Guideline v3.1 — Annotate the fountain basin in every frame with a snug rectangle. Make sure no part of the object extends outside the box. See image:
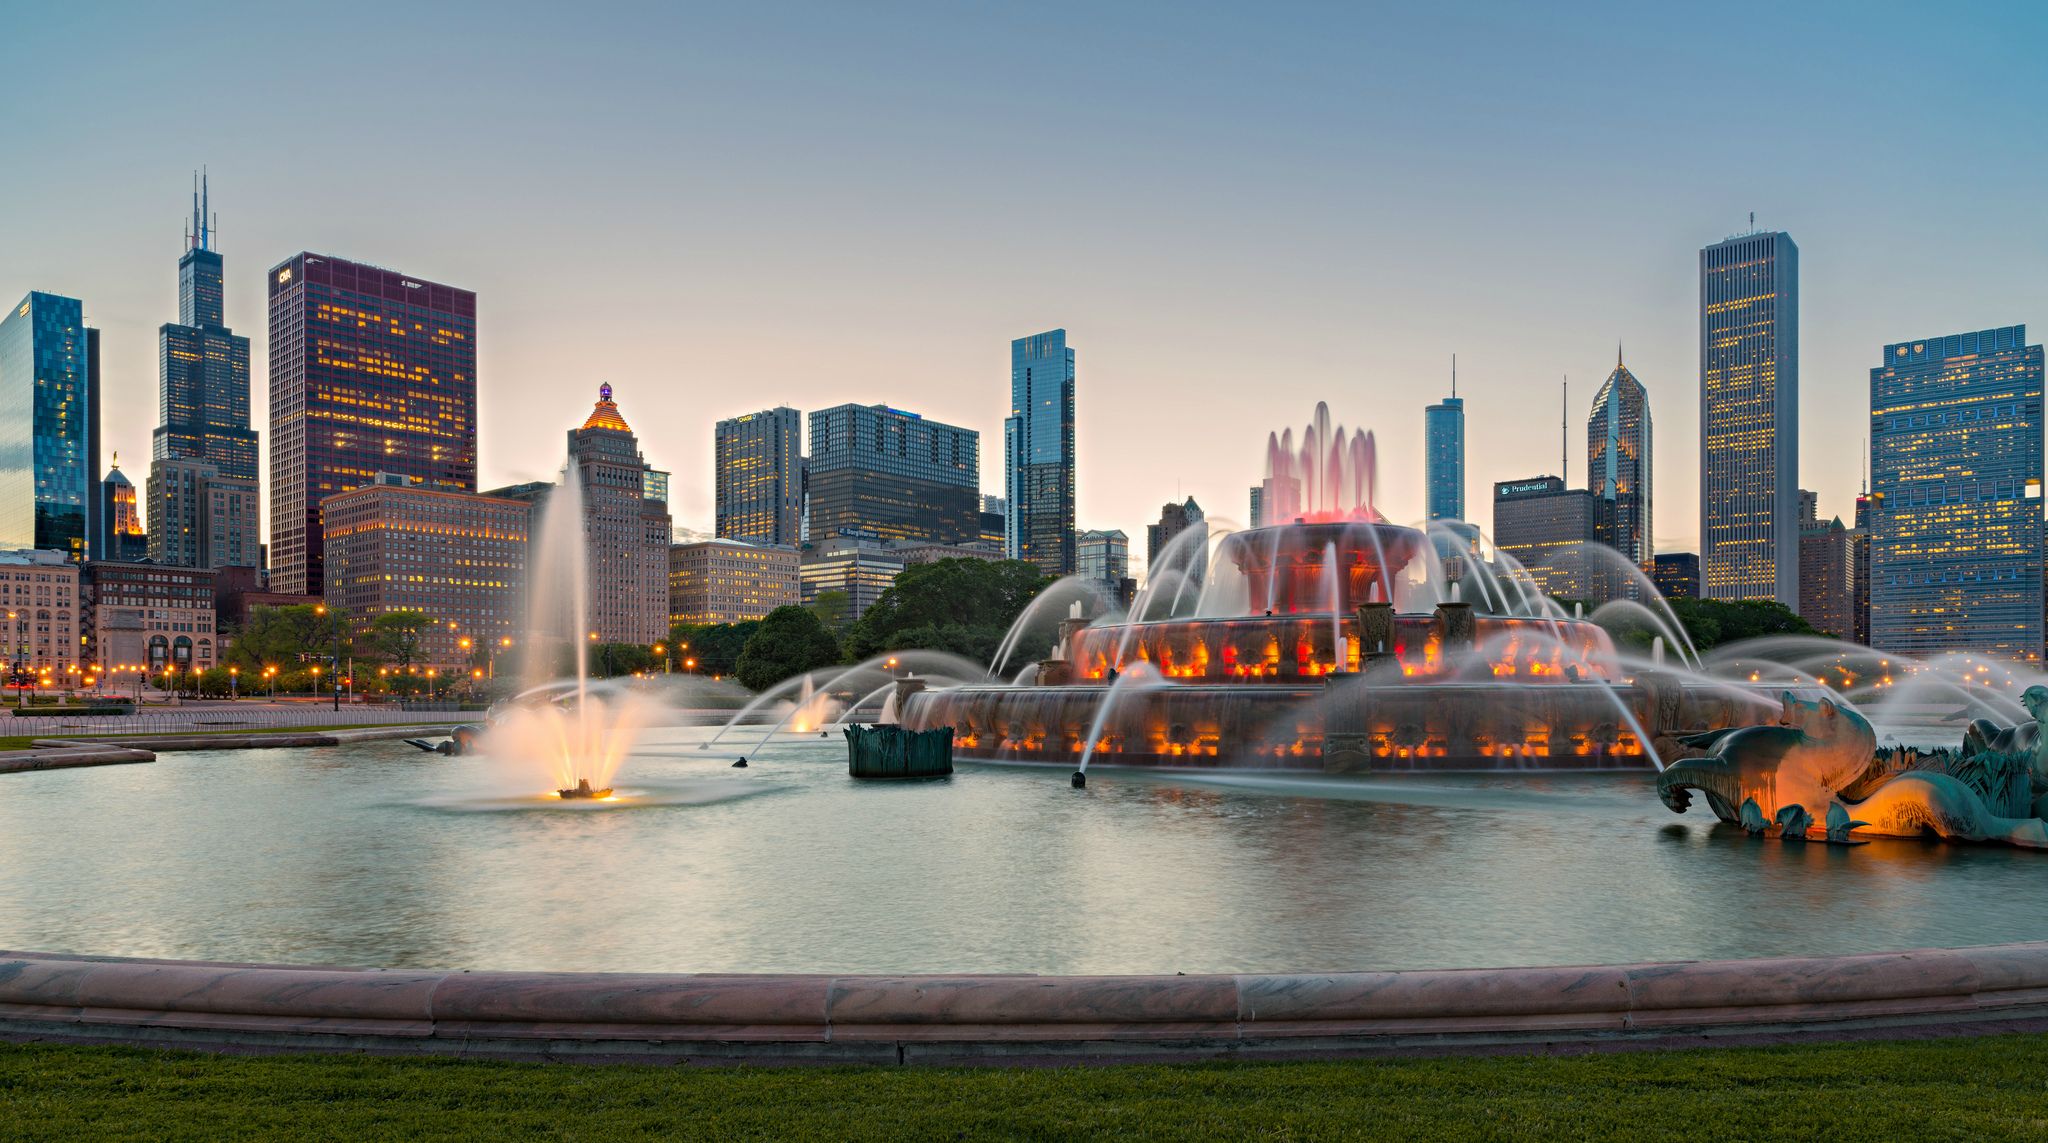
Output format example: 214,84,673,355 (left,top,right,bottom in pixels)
907,675,1795,771
9,943,2048,1062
